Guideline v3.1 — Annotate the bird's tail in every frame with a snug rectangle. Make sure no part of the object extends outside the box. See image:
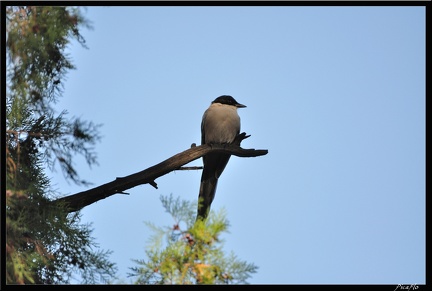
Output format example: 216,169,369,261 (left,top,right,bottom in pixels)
196,153,231,221
197,174,218,220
